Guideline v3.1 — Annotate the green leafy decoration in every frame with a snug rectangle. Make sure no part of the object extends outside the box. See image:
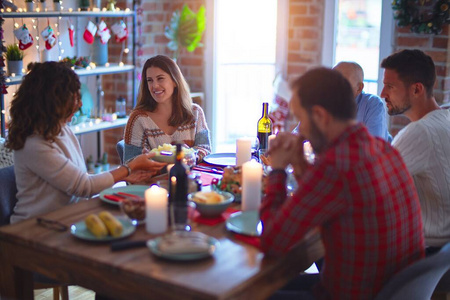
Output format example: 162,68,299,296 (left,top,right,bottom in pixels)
392,0,450,34
164,5,206,59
